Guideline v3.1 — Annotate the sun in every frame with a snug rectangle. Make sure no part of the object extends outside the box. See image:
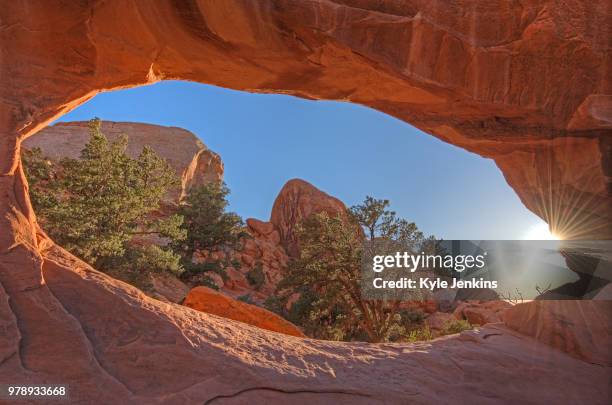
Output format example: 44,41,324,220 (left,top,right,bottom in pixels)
524,223,561,240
